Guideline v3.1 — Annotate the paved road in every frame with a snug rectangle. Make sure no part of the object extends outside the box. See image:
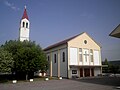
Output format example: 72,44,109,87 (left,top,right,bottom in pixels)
74,77,120,86
0,77,119,90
